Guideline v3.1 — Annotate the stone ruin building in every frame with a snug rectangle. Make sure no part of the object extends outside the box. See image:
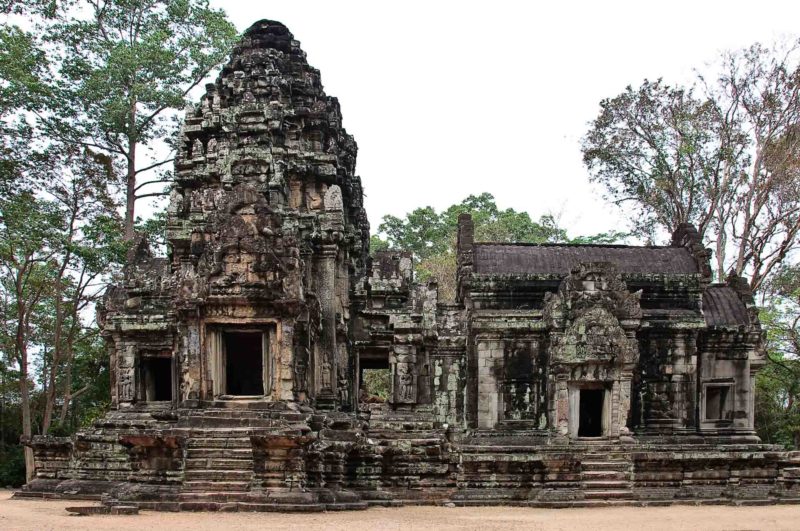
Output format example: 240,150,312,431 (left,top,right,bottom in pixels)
20,20,800,510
